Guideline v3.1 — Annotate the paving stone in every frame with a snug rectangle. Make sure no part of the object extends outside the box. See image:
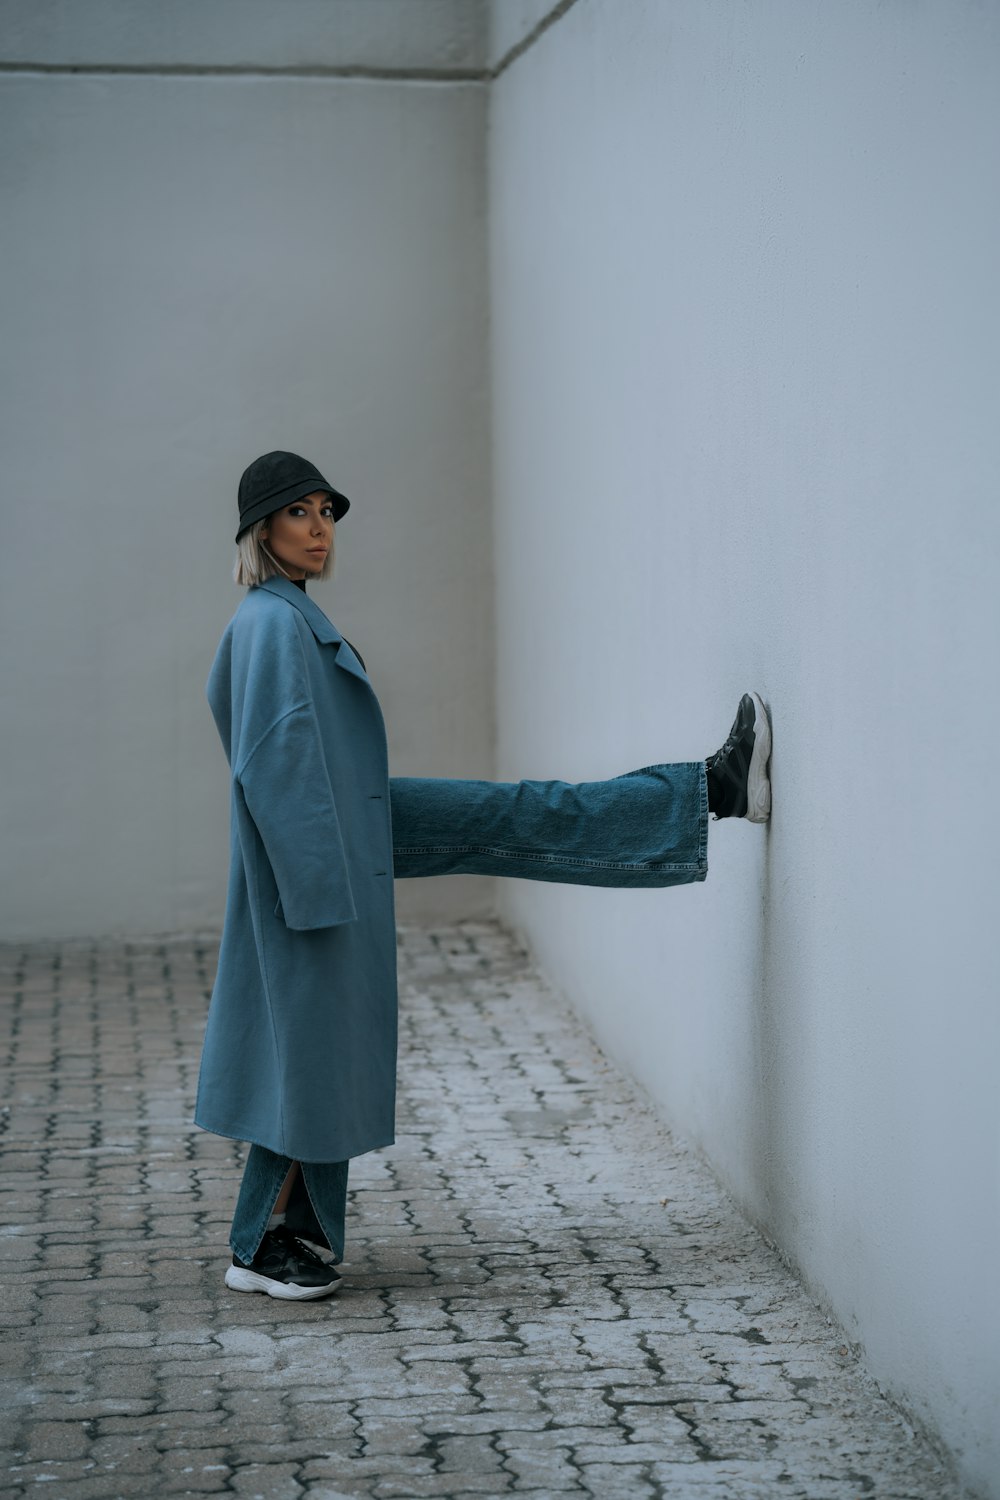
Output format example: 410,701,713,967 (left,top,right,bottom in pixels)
496,1440,580,1490
572,1461,658,1498
370,1477,513,1498
0,922,965,1500
227,1462,305,1497
20,1421,91,1460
